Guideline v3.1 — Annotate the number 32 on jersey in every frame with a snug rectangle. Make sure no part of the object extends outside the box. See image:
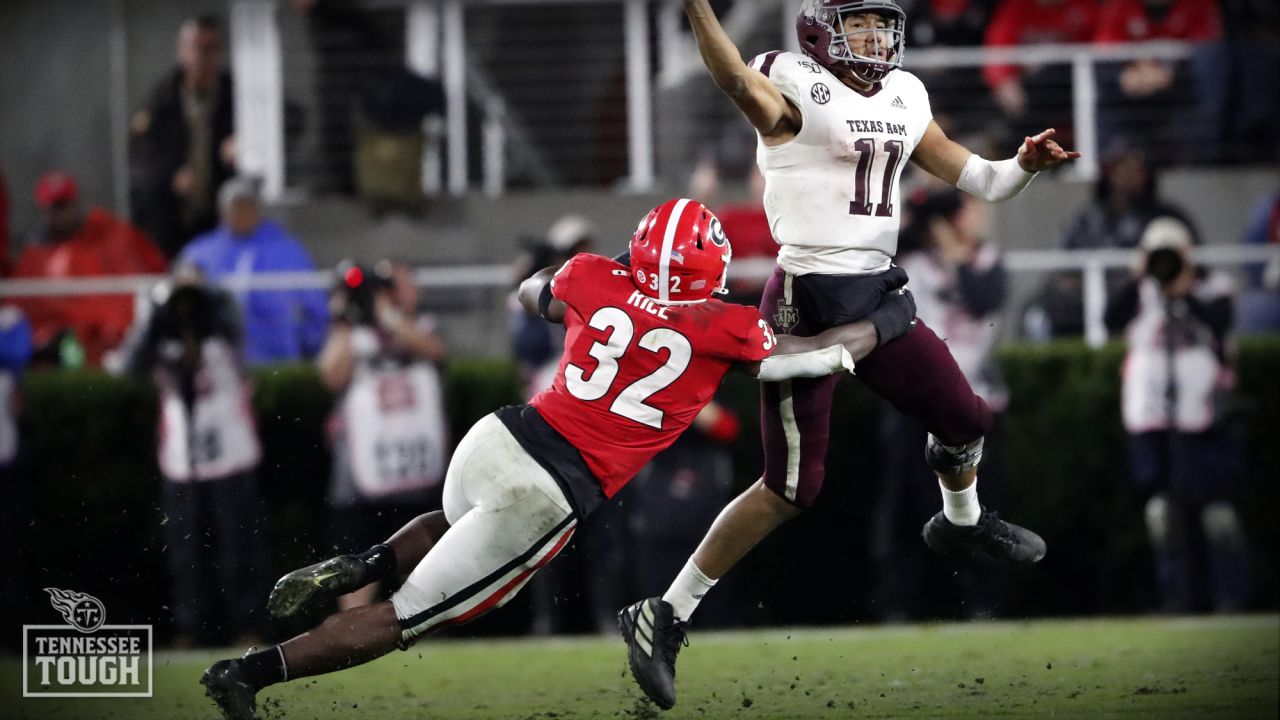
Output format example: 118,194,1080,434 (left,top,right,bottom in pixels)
564,307,692,429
